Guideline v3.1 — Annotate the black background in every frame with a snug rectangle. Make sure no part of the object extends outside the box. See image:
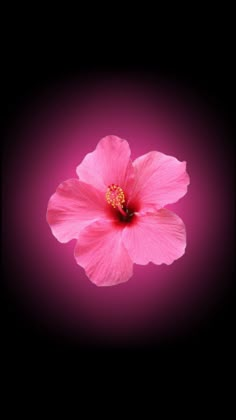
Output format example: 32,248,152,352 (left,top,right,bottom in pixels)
2,14,235,373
